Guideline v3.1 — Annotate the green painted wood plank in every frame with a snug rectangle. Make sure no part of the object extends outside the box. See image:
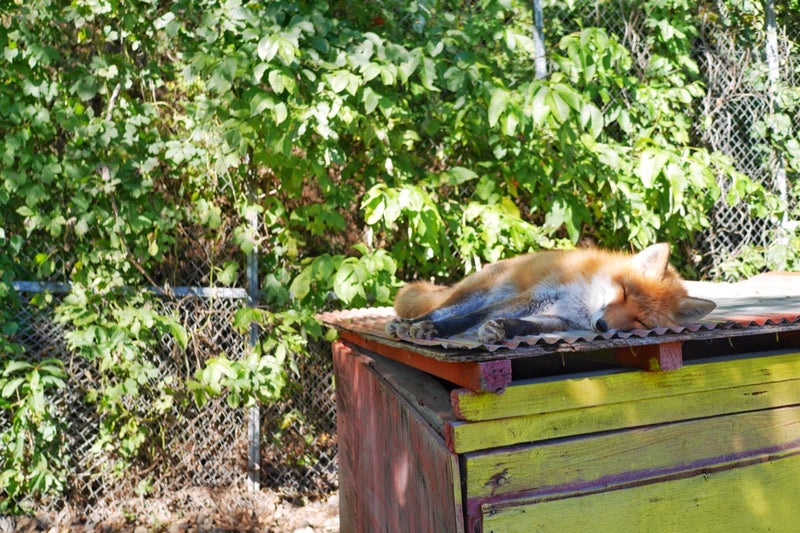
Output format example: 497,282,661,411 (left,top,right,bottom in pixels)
446,377,800,453
482,451,800,532
465,405,800,500
452,350,800,421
